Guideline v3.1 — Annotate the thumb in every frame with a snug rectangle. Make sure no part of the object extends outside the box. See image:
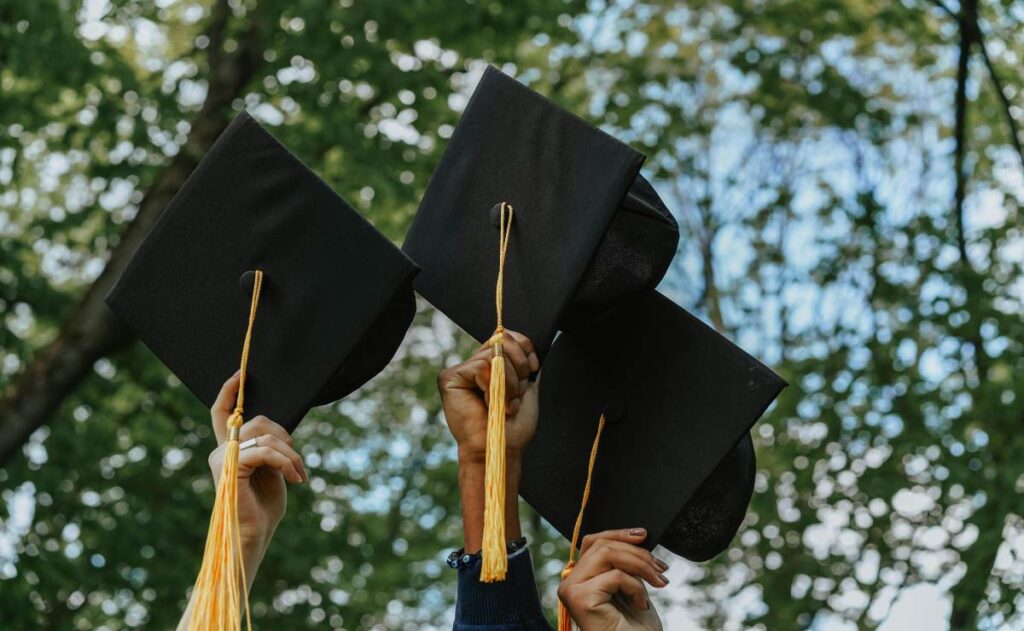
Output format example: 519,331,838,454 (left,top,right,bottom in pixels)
210,370,241,443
